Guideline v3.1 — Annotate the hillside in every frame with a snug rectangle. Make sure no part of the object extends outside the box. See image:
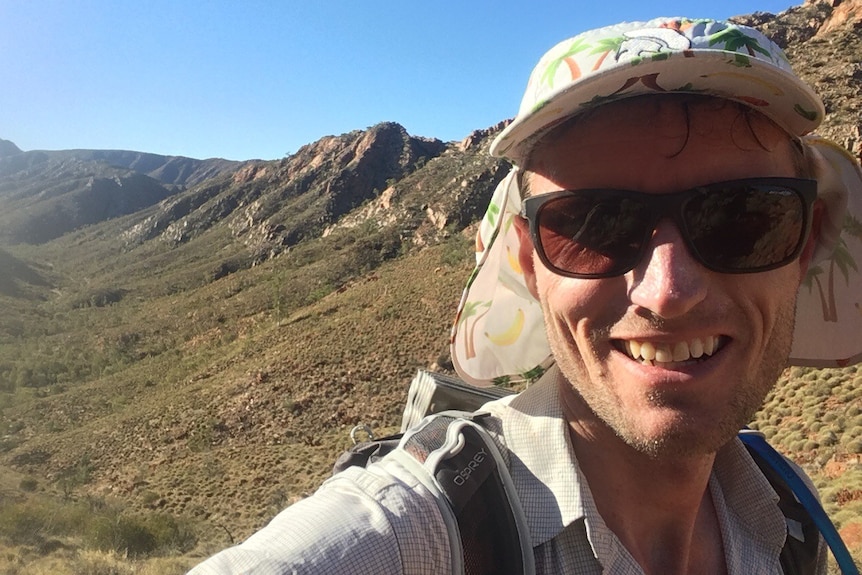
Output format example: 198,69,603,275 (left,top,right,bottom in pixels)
0,2,860,573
